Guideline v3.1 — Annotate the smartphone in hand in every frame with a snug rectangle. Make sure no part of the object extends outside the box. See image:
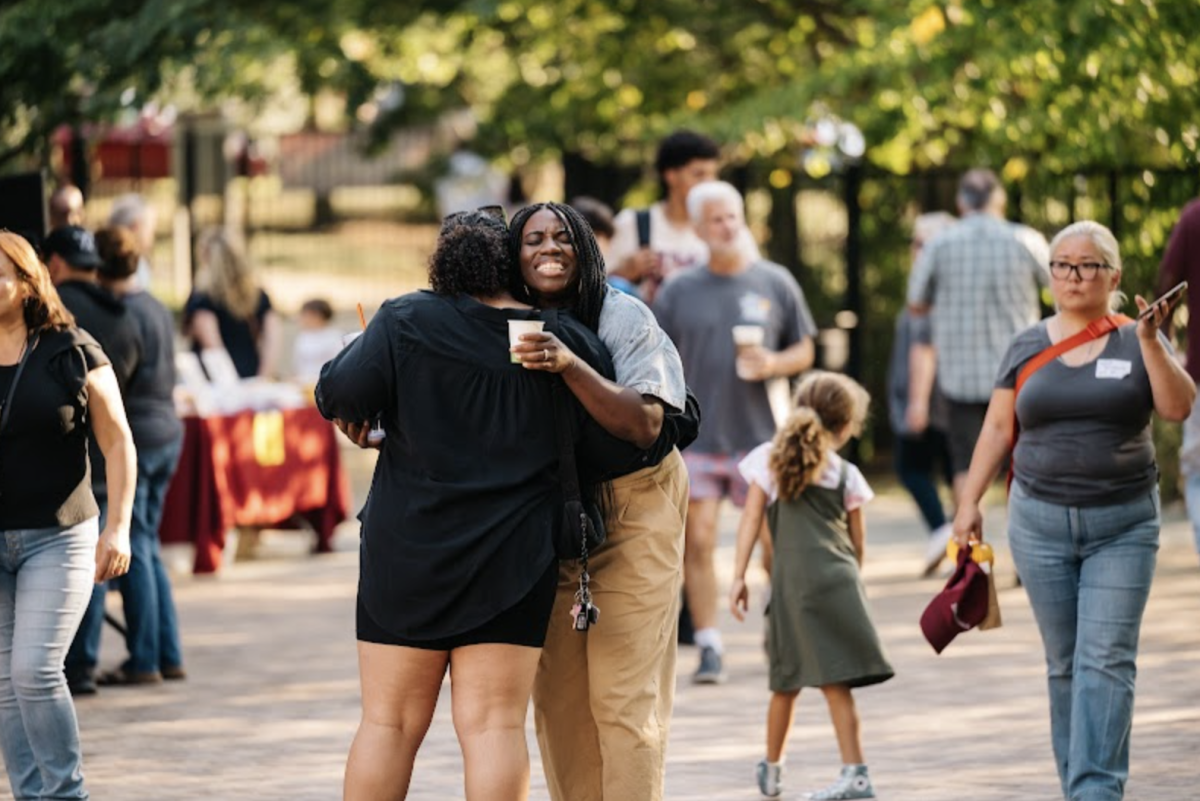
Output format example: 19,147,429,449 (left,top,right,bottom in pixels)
1139,280,1188,321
